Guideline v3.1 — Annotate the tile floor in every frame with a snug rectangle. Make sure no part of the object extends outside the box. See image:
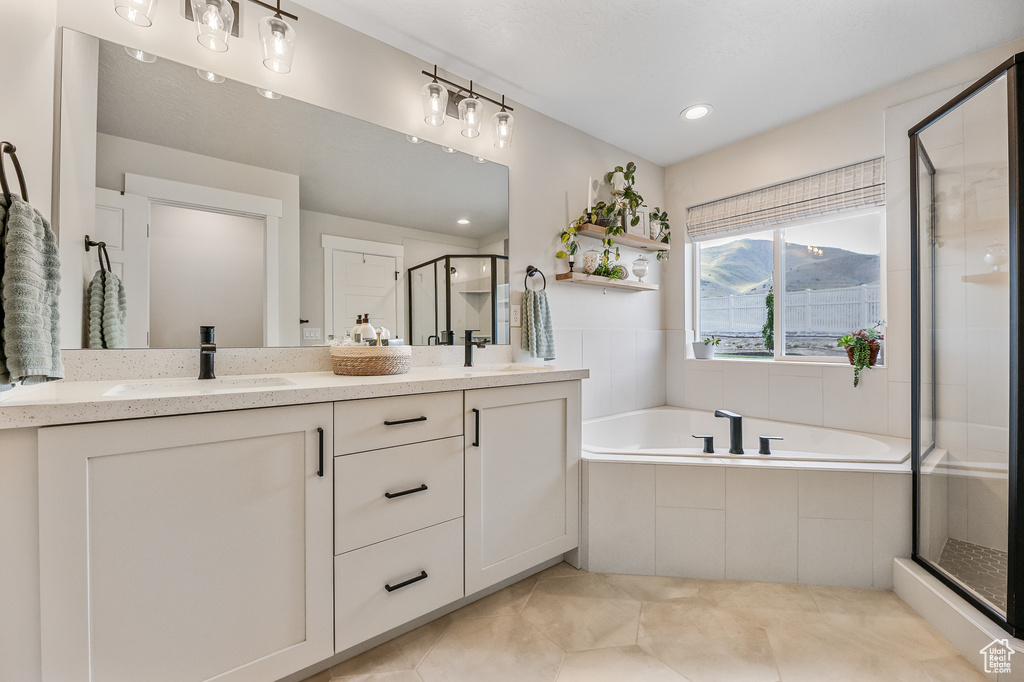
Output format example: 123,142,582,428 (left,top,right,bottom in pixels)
301,562,987,682
939,537,1008,612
